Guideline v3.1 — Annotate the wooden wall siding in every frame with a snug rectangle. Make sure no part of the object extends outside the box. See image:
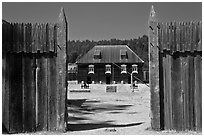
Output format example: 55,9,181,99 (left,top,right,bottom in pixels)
149,6,202,131
2,21,57,53
159,22,202,131
2,8,68,133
